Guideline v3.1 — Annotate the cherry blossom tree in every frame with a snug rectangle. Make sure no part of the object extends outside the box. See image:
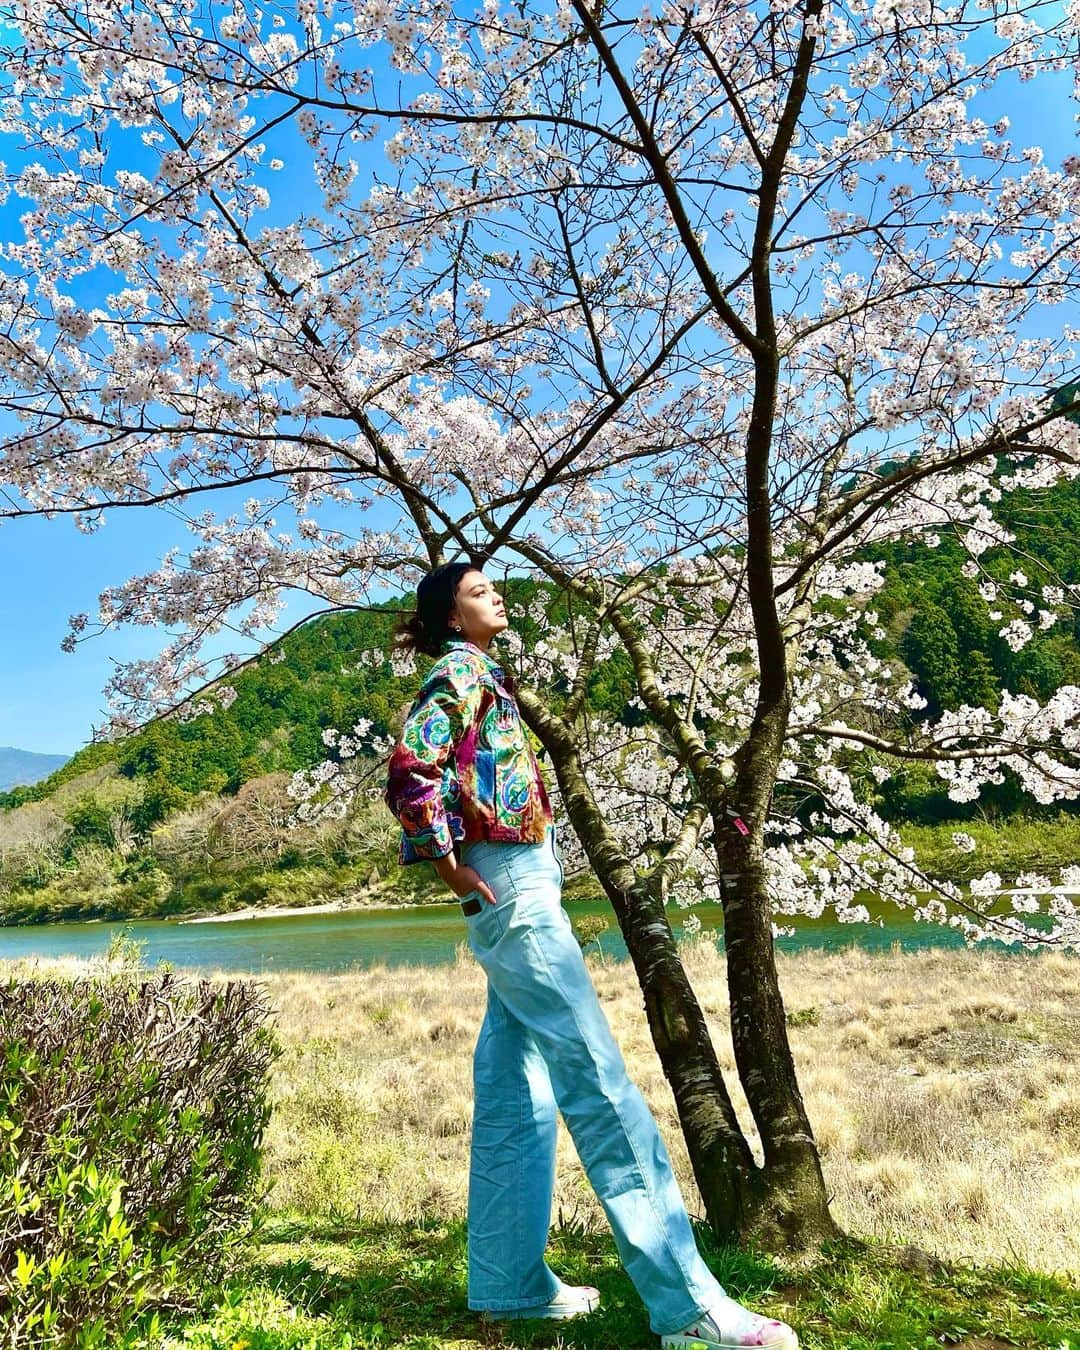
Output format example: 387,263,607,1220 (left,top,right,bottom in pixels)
3,0,1080,1246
